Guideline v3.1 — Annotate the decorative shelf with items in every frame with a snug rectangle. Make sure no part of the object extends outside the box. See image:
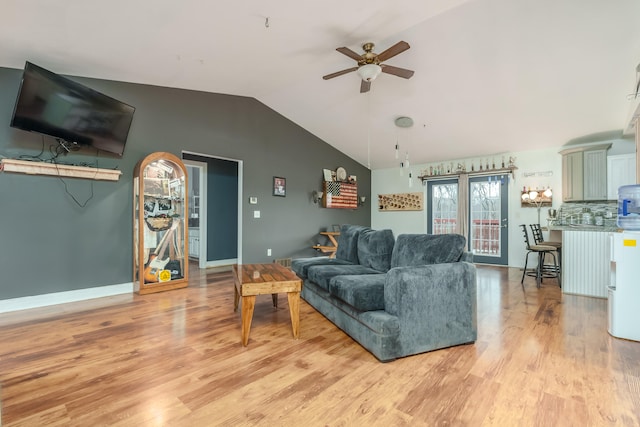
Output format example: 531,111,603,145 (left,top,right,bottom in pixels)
133,152,189,294
418,156,518,181
1,158,122,181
